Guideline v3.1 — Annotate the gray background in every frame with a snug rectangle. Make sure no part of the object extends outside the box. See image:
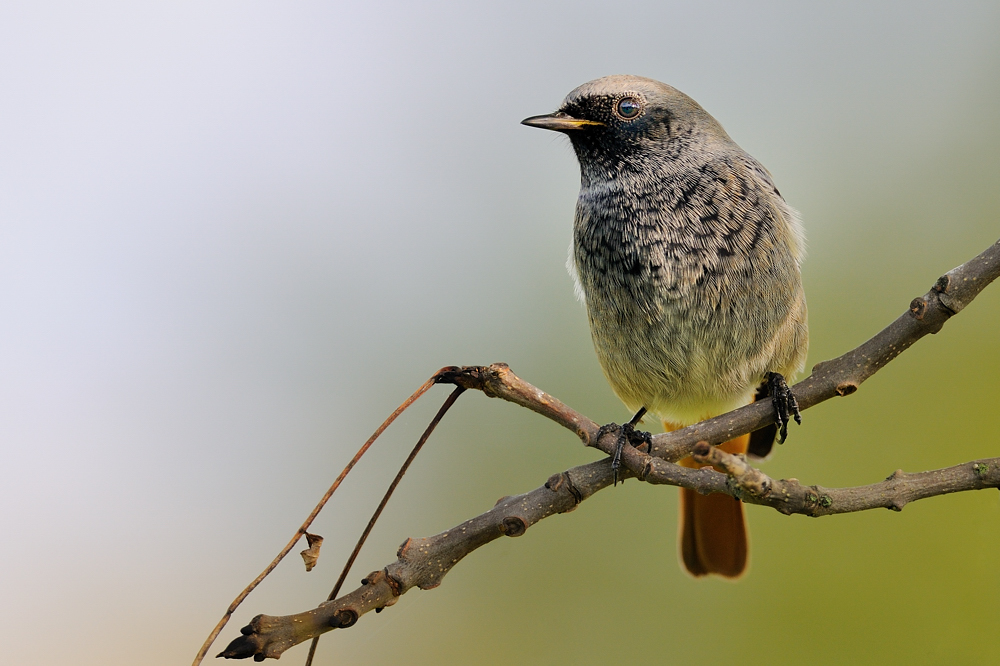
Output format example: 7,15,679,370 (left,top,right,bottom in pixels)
2,1,998,664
